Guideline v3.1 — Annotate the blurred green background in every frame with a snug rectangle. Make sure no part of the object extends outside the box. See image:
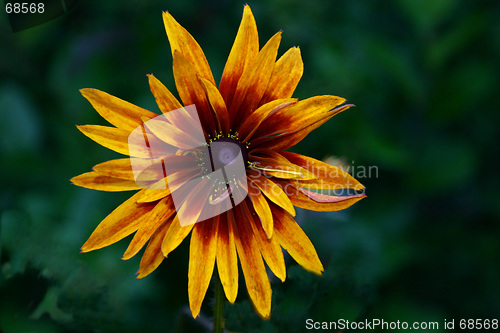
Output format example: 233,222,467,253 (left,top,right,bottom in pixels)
1,0,499,332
